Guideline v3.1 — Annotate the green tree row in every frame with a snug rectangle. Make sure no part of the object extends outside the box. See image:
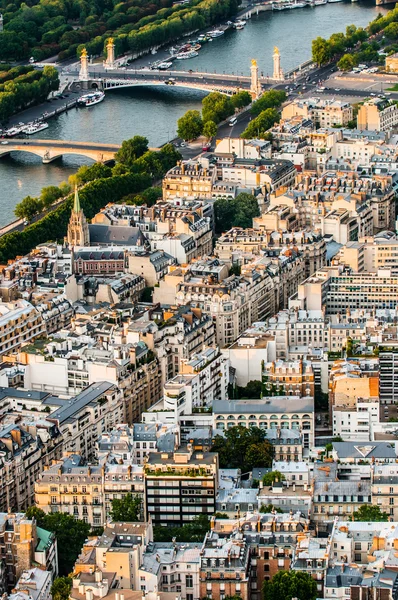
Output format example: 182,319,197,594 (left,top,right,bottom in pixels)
177,90,252,141
0,65,59,123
